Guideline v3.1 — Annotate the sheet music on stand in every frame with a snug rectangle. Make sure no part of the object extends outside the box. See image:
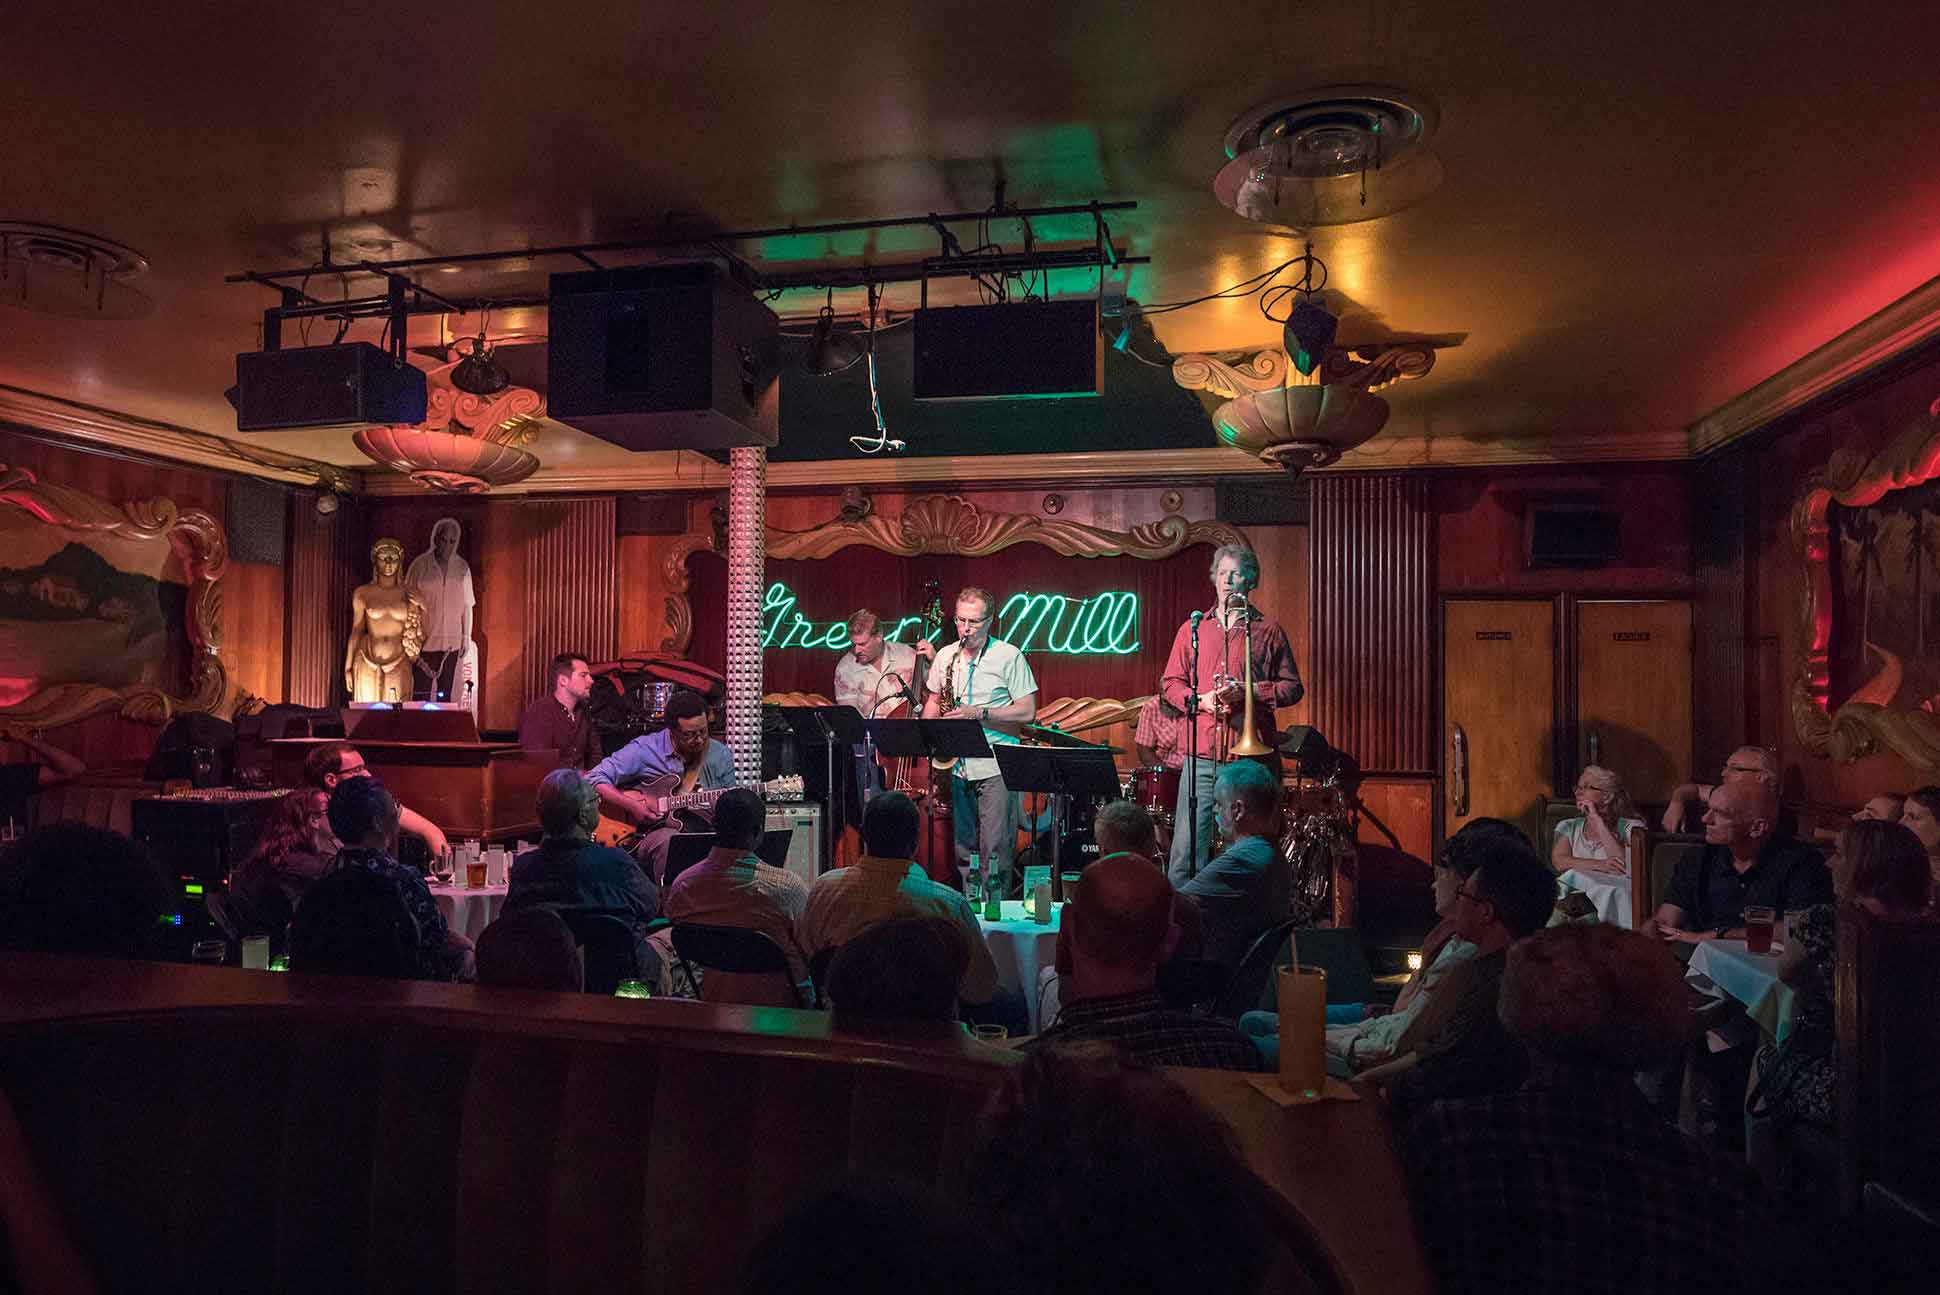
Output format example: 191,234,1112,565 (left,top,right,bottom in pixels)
993,743,1123,901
